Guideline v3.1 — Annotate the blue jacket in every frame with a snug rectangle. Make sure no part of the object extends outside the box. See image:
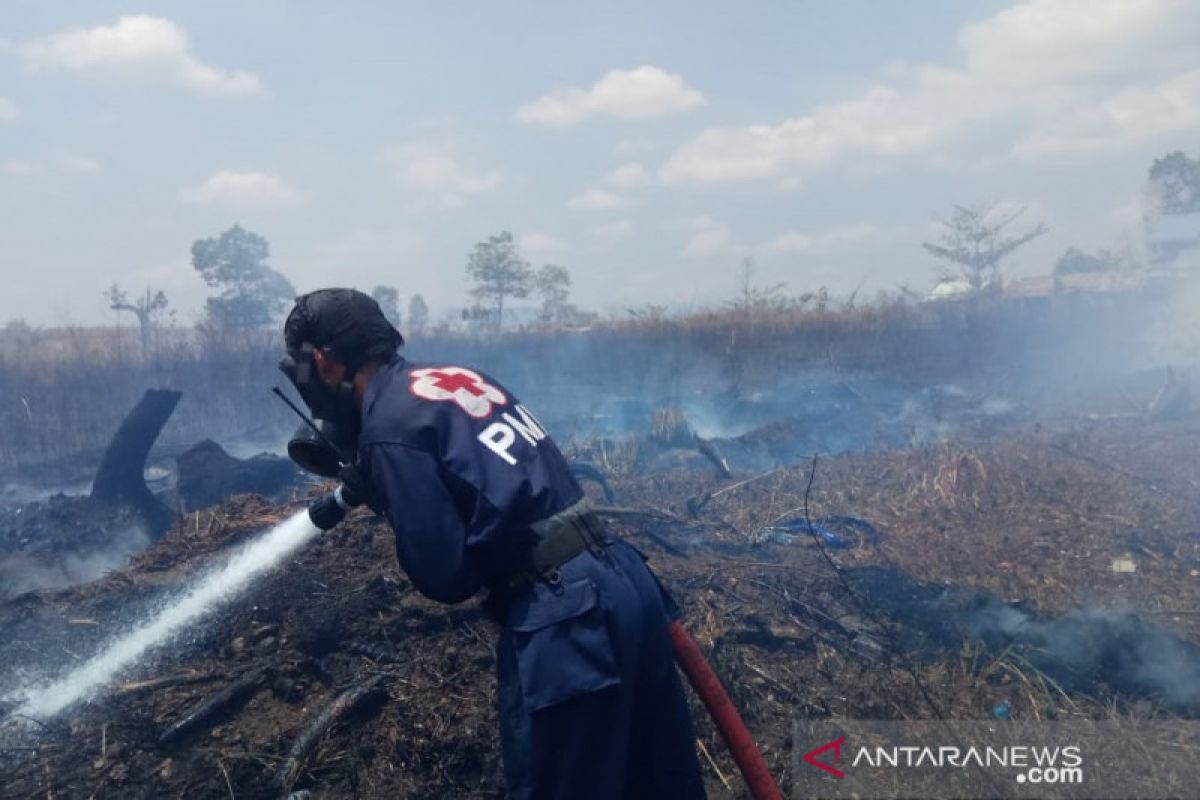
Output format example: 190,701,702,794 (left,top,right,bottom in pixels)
358,357,707,798
357,356,583,603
